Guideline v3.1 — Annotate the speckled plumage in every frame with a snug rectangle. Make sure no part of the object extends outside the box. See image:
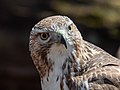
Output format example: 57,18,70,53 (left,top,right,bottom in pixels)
29,15,120,90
